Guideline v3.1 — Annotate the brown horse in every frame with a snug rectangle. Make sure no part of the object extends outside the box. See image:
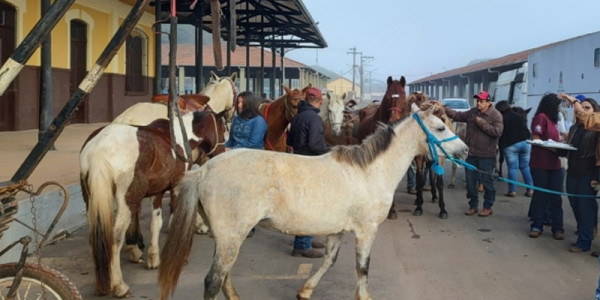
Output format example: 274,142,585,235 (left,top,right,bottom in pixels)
80,110,226,297
259,84,310,152
356,76,407,142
